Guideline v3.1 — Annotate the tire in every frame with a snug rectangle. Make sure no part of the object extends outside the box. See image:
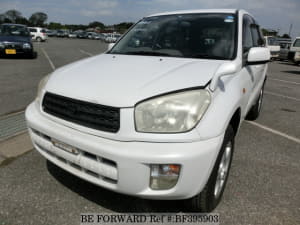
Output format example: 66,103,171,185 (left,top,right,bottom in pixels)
36,37,42,42
246,85,264,121
27,51,37,59
186,125,235,212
